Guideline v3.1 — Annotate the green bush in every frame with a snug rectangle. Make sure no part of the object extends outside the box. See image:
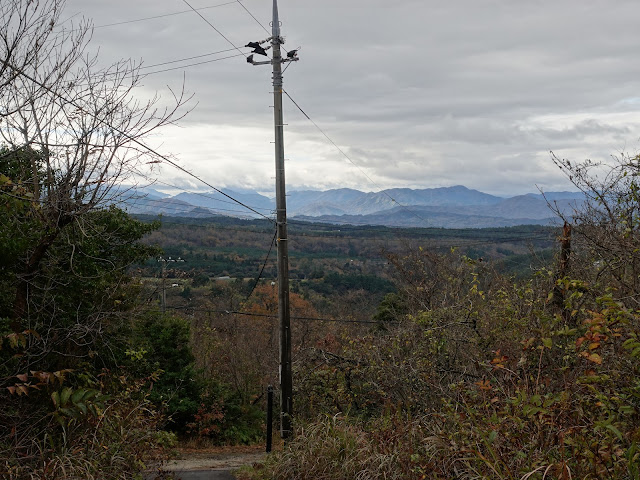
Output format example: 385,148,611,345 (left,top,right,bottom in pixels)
128,313,202,432
187,382,265,445
255,239,640,478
